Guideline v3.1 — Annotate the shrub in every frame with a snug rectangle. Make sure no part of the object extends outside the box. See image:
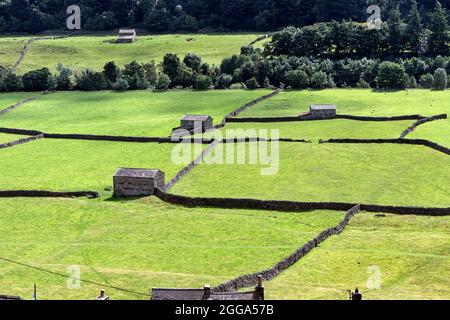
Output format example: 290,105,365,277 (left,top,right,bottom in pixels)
419,73,434,88
215,74,233,89
22,68,54,91
432,68,448,90
245,77,259,89
310,71,328,89
183,53,202,73
155,73,171,90
112,77,129,91
357,78,370,88
103,61,120,83
193,75,212,90
55,64,73,90
375,62,407,90
172,64,195,88
123,61,149,90
1,72,23,92
285,70,309,89
75,69,107,91
407,76,418,89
